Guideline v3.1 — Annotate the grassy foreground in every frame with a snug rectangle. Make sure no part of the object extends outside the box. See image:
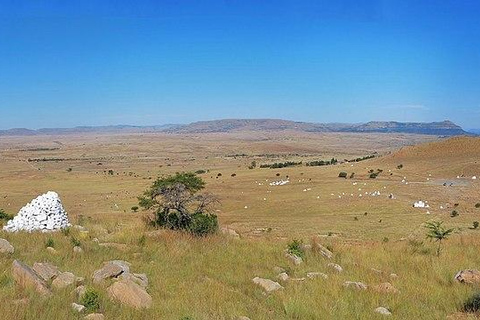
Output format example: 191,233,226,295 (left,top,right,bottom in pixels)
1,221,480,320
